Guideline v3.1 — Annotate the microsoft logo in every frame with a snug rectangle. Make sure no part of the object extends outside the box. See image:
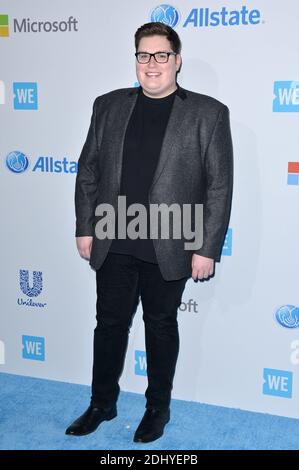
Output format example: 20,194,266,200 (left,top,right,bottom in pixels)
0,15,9,37
0,14,78,35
